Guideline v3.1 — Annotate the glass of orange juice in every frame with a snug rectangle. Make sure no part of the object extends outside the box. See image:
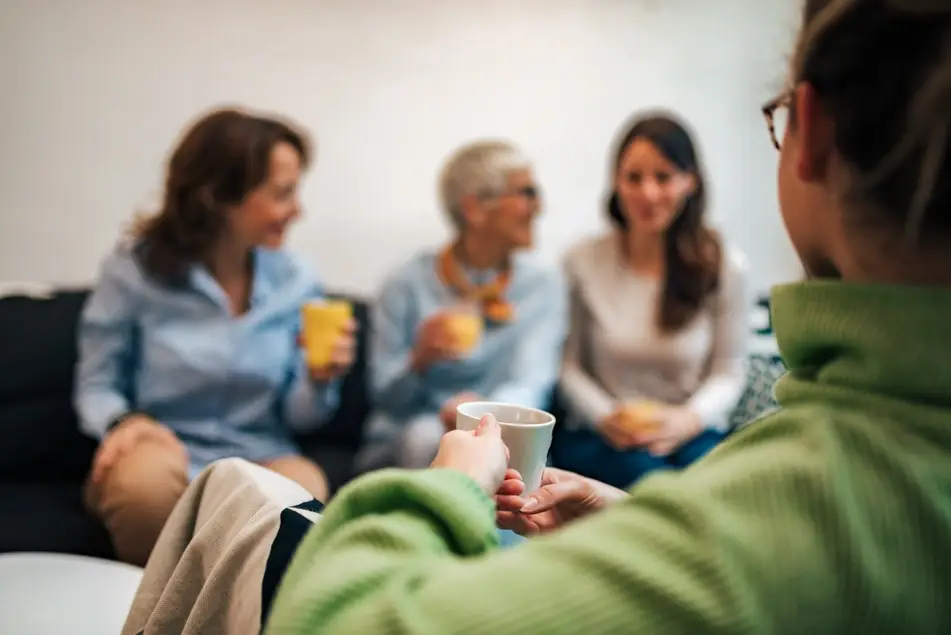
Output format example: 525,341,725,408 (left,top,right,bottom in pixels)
301,300,352,368
445,302,483,356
